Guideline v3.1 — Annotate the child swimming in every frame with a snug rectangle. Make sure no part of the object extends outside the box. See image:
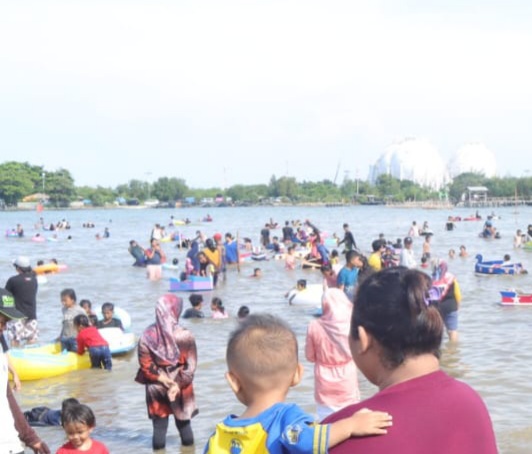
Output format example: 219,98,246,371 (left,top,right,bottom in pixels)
211,297,228,319
203,314,392,453
96,302,123,330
